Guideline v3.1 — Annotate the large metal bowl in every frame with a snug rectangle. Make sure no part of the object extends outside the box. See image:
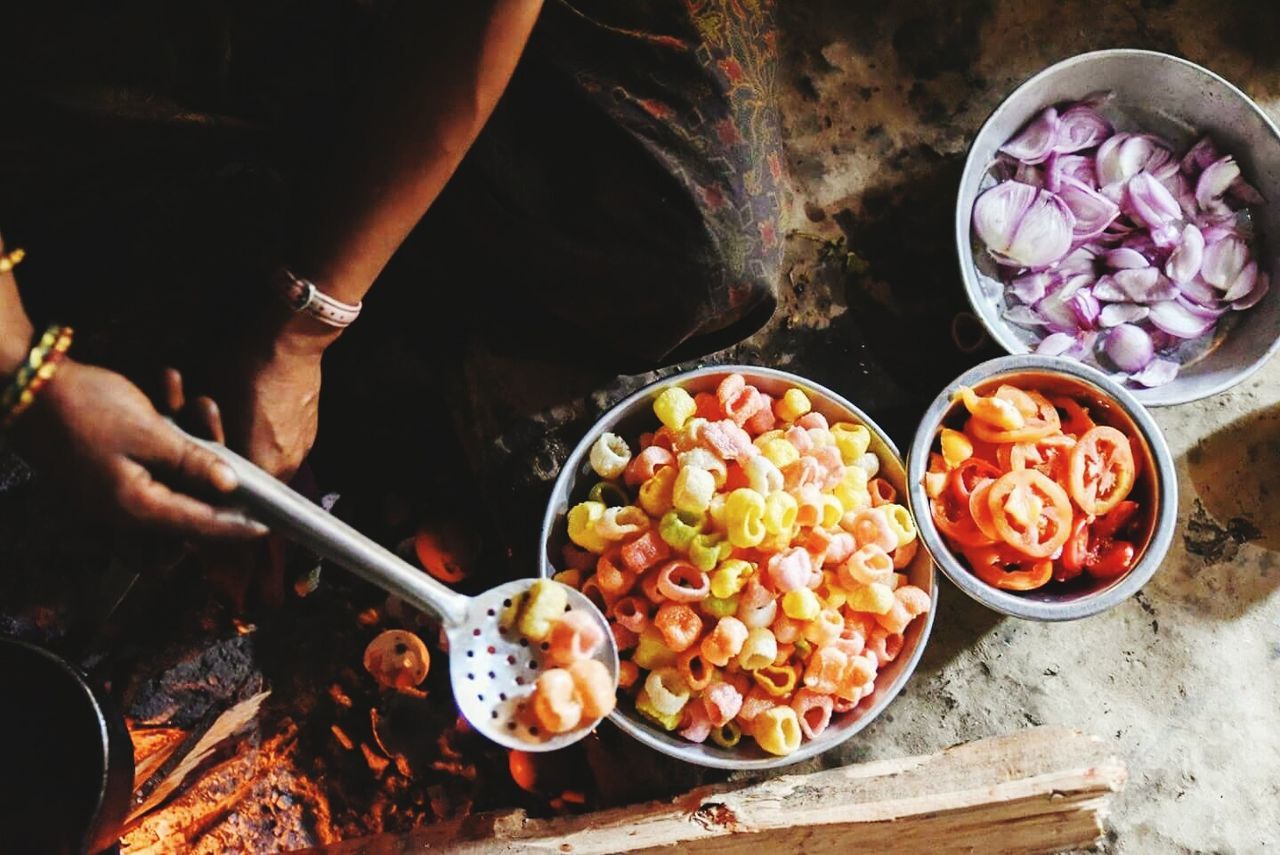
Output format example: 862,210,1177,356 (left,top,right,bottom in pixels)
539,366,937,770
956,49,1280,406
907,355,1177,621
